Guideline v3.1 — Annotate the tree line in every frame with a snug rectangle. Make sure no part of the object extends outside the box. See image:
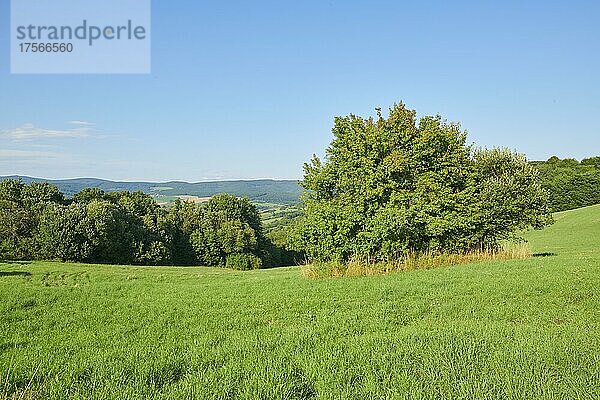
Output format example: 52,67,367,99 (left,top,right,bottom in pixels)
533,156,600,212
0,180,297,269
